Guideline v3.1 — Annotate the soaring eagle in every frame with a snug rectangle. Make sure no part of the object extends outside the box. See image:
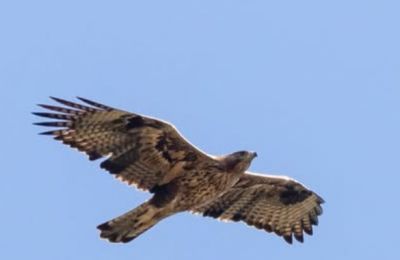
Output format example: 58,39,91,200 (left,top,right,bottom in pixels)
33,97,324,244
